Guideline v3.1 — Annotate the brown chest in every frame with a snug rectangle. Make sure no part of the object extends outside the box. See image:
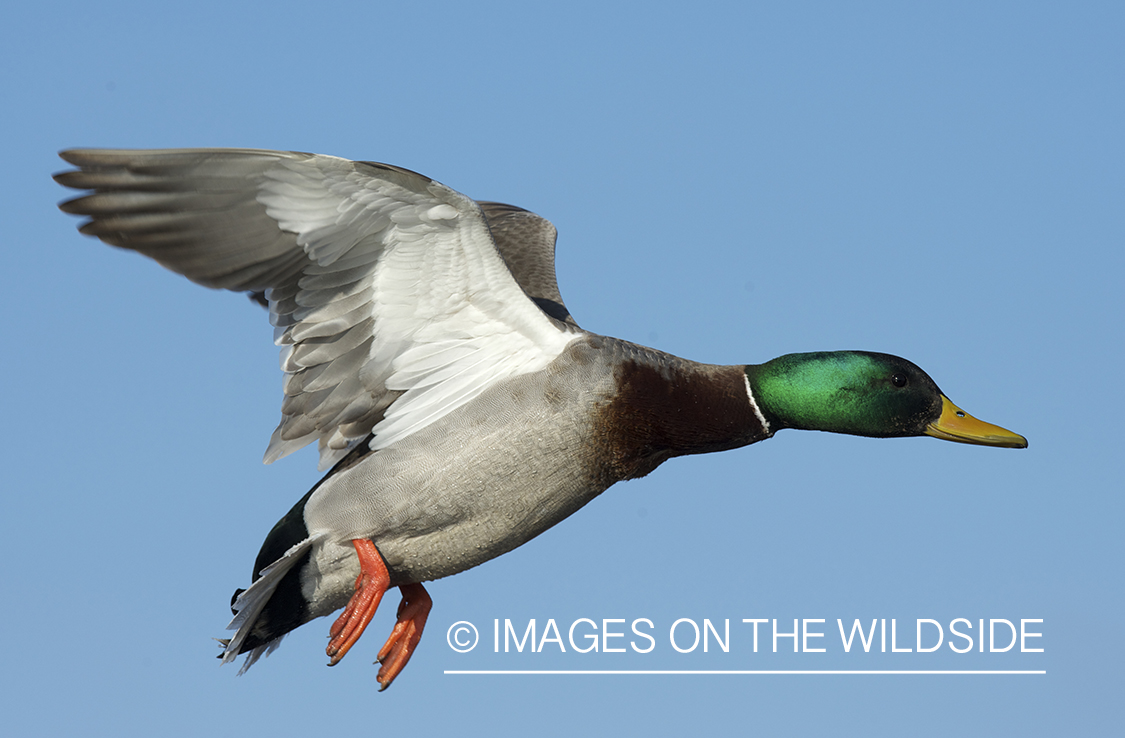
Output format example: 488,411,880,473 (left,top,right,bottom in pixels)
590,360,771,483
